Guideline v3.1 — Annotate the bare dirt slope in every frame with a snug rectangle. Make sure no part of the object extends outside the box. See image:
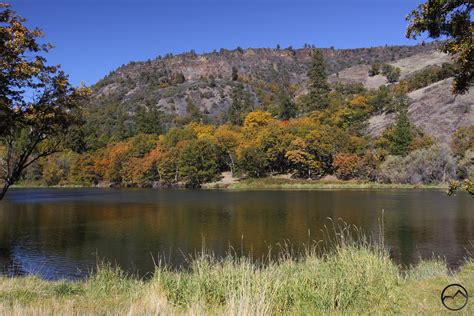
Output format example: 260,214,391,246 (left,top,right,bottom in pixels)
329,51,451,90
391,51,451,79
367,78,474,143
